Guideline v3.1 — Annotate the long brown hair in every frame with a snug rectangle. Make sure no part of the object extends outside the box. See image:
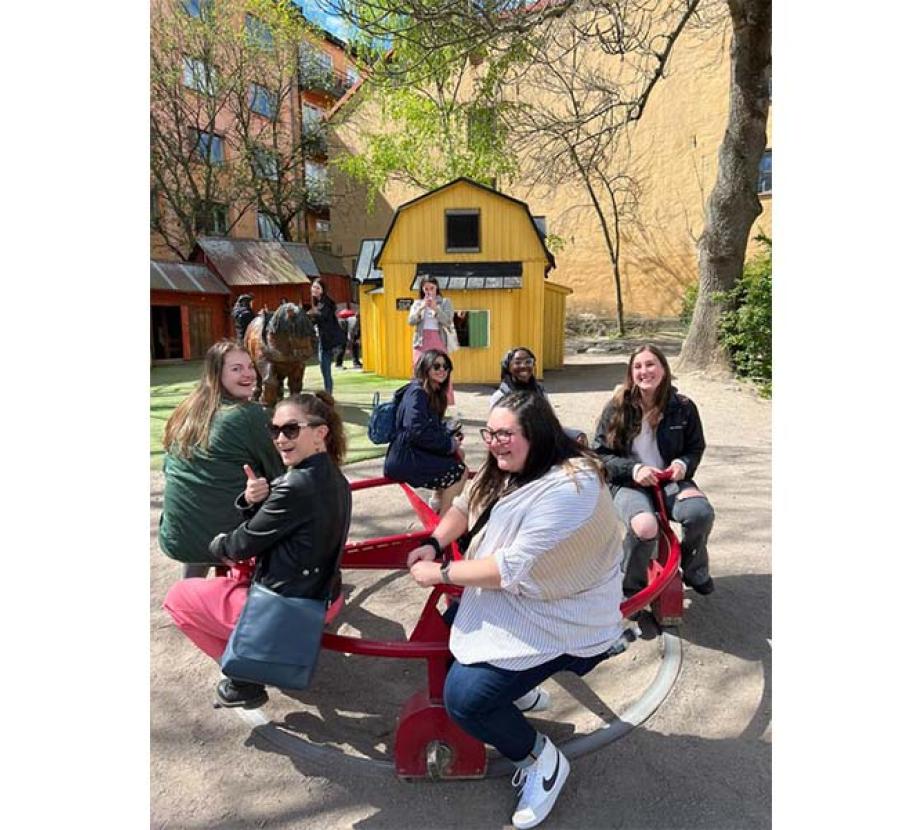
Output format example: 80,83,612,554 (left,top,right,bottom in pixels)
603,343,673,452
414,349,452,418
163,340,249,459
469,391,603,515
280,391,347,466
